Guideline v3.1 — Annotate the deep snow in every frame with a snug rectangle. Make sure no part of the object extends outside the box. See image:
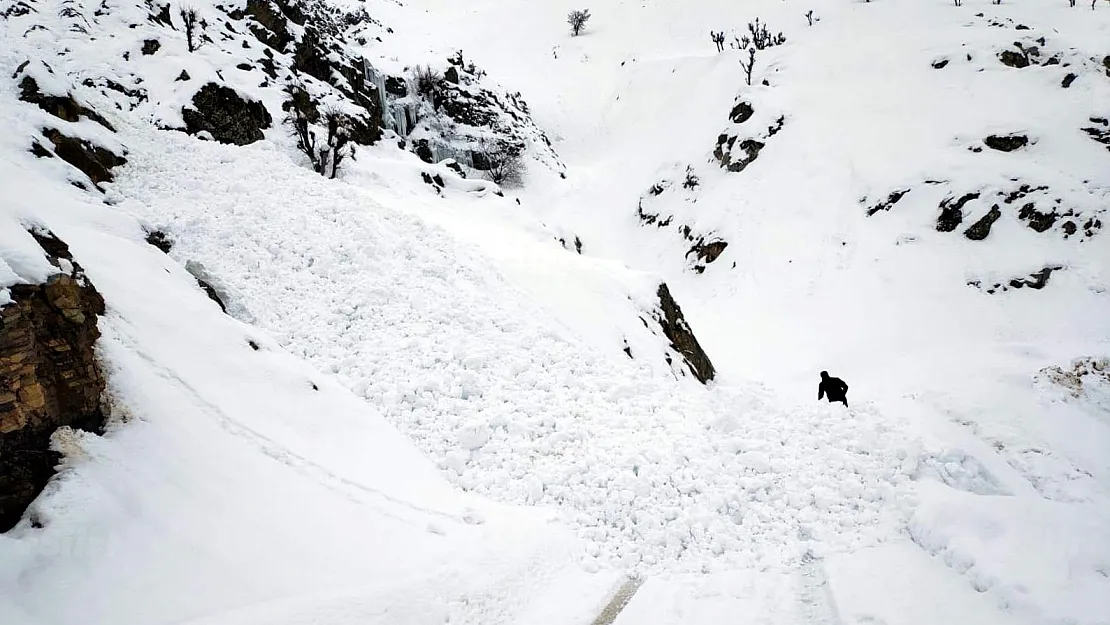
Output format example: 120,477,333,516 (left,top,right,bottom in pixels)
2,0,1110,623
